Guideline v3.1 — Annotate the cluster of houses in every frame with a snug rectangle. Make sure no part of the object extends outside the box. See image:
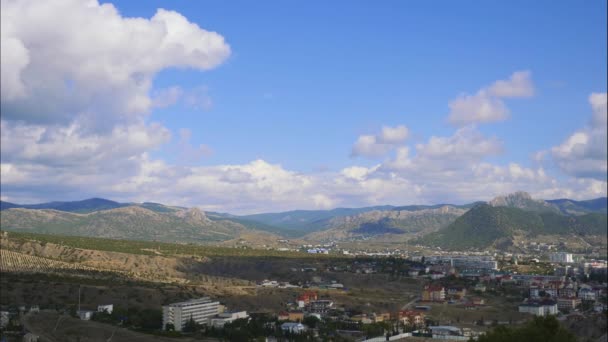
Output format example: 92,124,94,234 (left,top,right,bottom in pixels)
516,275,607,316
